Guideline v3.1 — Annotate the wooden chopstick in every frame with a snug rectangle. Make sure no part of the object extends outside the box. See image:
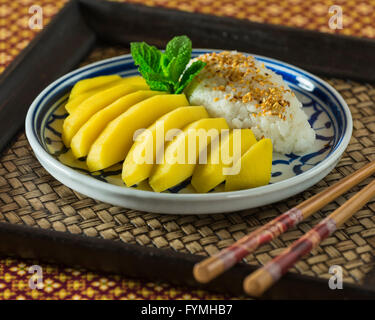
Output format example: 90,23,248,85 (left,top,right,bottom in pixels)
243,178,375,297
193,161,375,284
